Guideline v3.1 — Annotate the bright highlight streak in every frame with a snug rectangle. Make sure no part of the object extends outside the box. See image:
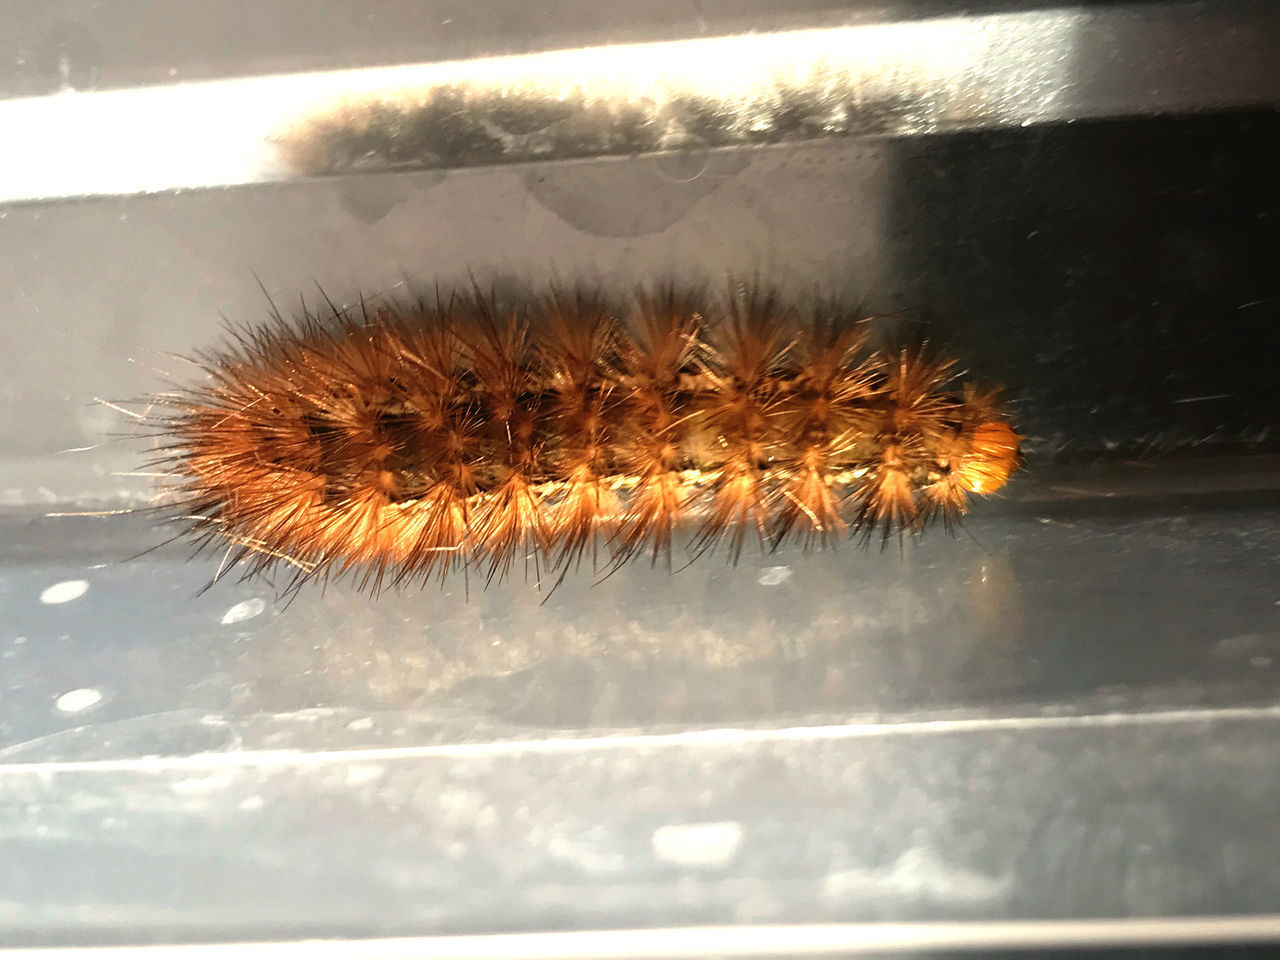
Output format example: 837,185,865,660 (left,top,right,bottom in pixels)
0,8,1090,203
